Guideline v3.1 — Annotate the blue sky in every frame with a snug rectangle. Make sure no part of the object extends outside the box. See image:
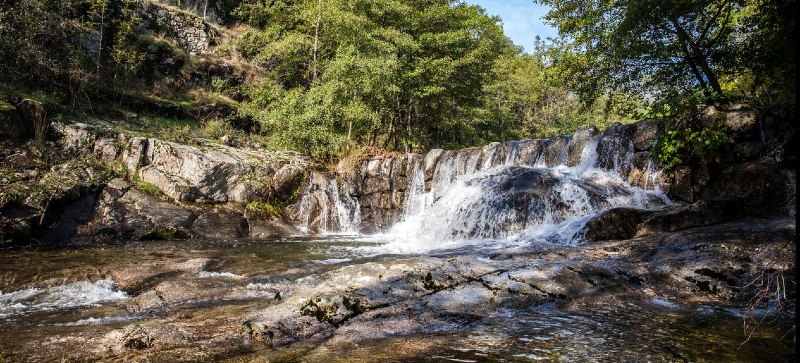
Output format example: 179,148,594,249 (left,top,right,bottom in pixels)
463,0,557,53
